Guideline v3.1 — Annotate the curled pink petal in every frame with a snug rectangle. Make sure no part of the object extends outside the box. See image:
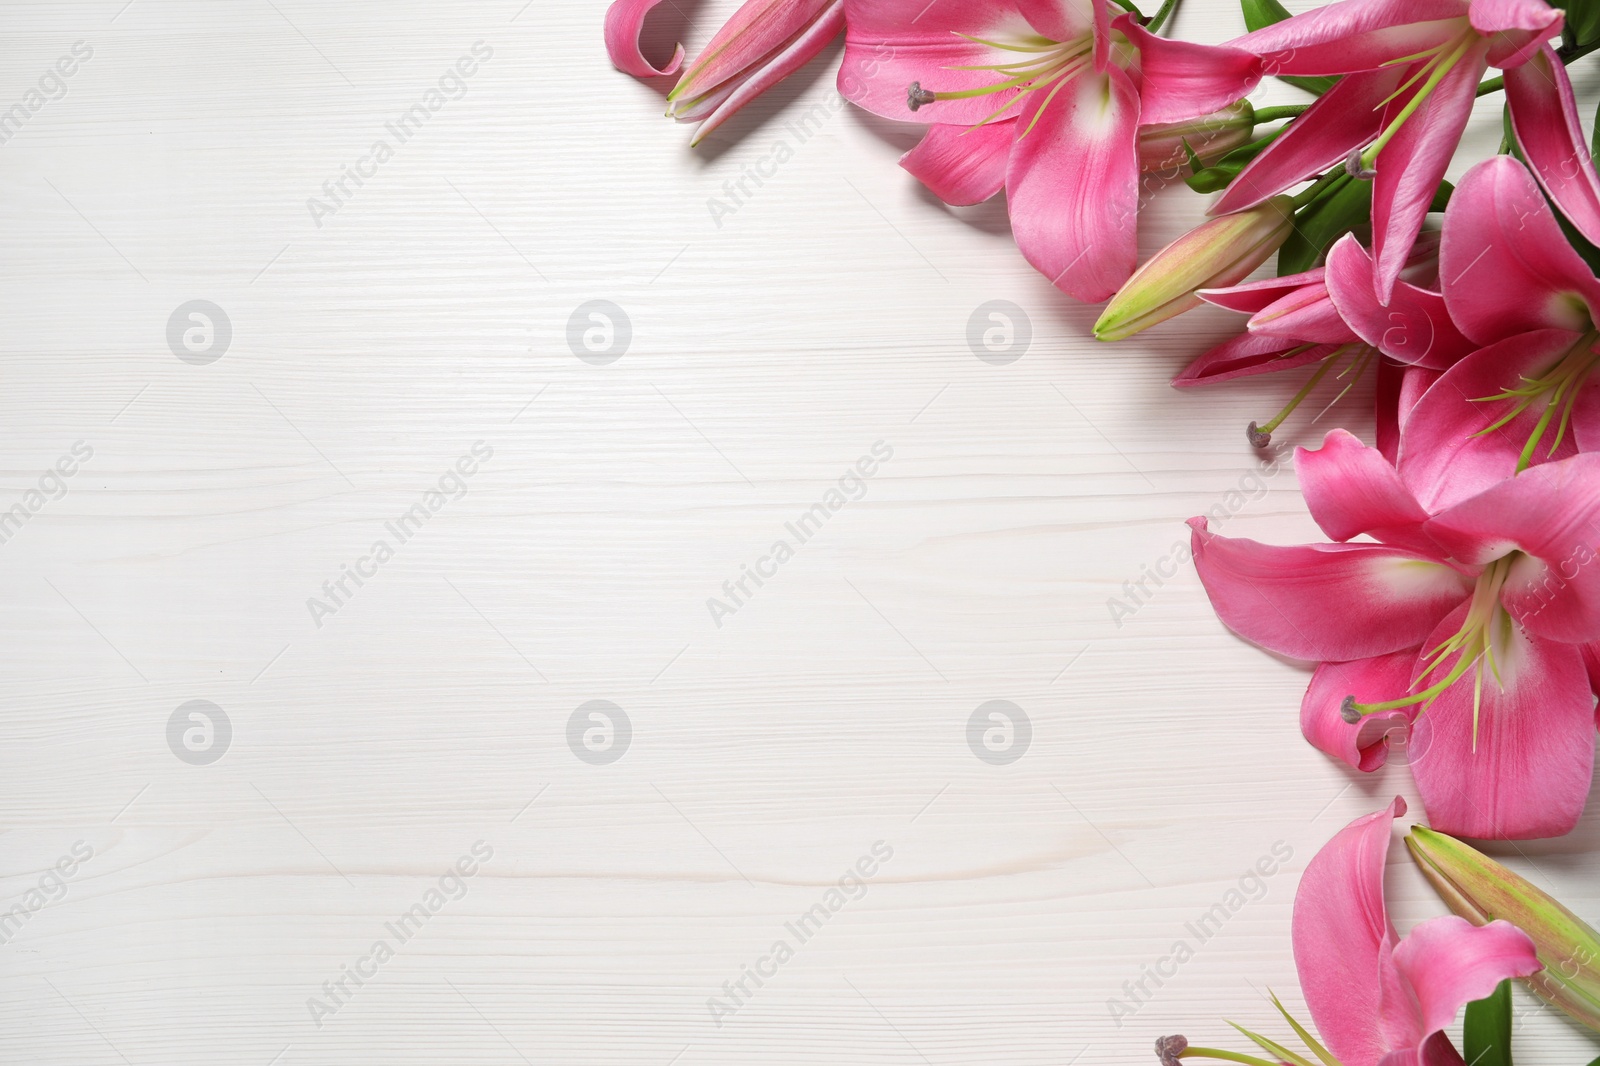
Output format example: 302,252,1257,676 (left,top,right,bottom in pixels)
1441,155,1600,344
1324,235,1476,369
1393,917,1543,1034
605,0,685,77
1469,0,1563,67
1505,46,1600,249
1116,15,1261,126
1303,652,1416,771
1187,517,1472,662
1229,0,1468,75
1292,798,1407,1066
901,121,1014,206
1296,428,1432,549
1247,285,1360,344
